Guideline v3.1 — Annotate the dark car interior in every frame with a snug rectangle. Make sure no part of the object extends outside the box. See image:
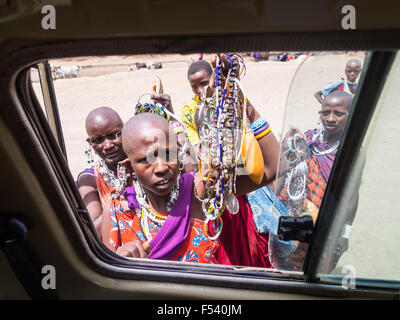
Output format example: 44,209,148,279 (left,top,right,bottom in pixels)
1,0,400,300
